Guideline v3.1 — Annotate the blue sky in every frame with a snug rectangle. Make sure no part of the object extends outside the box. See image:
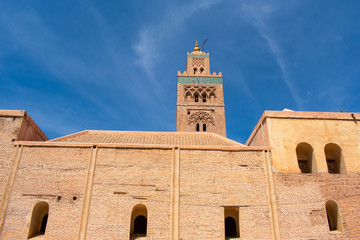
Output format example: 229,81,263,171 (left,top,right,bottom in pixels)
1,0,359,143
